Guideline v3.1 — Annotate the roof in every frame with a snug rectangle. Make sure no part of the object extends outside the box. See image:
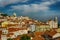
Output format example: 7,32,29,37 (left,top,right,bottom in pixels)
0,27,7,28
45,29,57,37
32,36,45,40
8,28,27,32
6,33,14,37
0,30,2,36
53,33,60,39
7,24,19,26
12,35,20,40
34,32,44,36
